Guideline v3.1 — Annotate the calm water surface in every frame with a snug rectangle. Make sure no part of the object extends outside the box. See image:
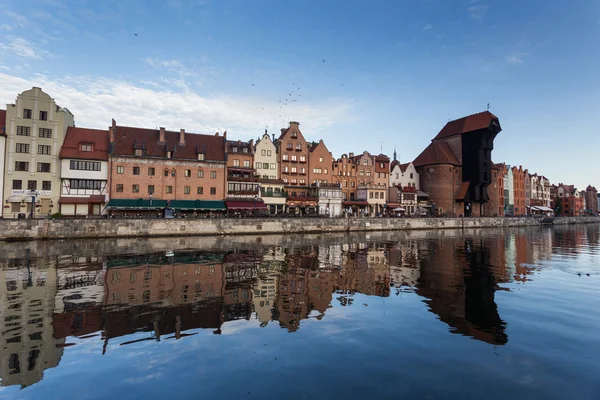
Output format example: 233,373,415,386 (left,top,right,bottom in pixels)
0,225,599,399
